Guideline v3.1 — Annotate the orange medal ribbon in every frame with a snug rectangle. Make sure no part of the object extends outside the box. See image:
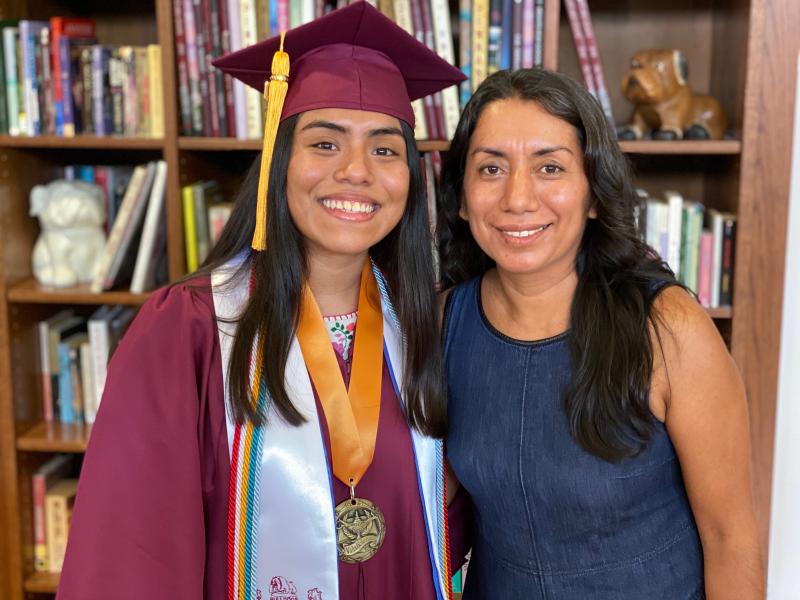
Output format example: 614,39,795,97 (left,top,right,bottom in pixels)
296,260,383,489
